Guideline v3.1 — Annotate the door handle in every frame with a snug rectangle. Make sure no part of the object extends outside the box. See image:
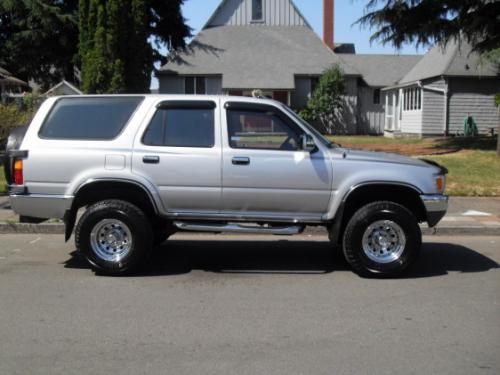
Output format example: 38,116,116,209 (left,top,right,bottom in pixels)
143,155,160,164
232,156,250,165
